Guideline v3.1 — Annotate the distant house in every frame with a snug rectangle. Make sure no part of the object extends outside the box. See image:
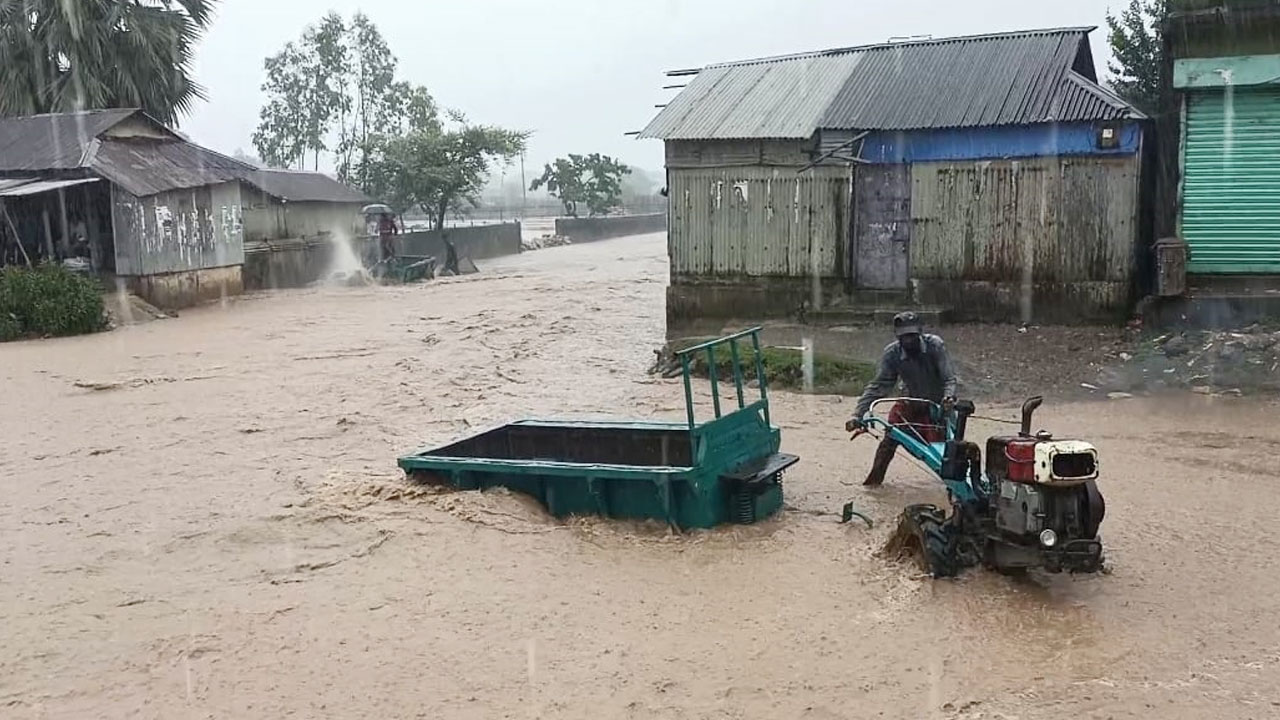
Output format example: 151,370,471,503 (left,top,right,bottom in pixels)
241,168,370,243
1167,0,1280,277
0,109,251,307
639,27,1147,327
0,110,374,308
